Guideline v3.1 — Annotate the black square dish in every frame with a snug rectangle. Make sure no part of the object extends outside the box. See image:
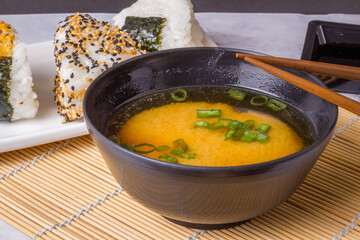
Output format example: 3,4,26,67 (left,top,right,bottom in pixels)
301,20,360,93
